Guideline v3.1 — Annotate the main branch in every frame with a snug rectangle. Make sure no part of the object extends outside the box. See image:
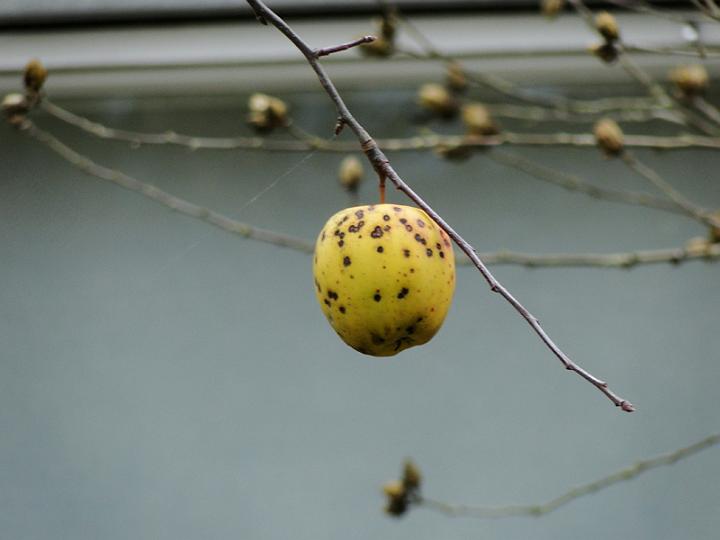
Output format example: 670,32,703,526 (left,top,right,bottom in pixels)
246,0,634,412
